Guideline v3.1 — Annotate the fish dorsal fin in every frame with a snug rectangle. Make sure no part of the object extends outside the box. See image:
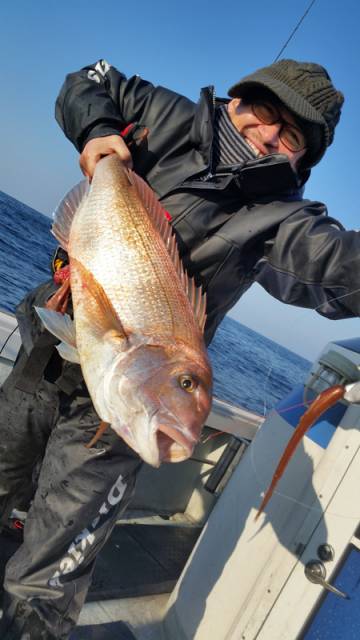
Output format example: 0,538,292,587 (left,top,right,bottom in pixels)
51,180,90,250
71,257,128,341
186,276,207,334
127,169,207,333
